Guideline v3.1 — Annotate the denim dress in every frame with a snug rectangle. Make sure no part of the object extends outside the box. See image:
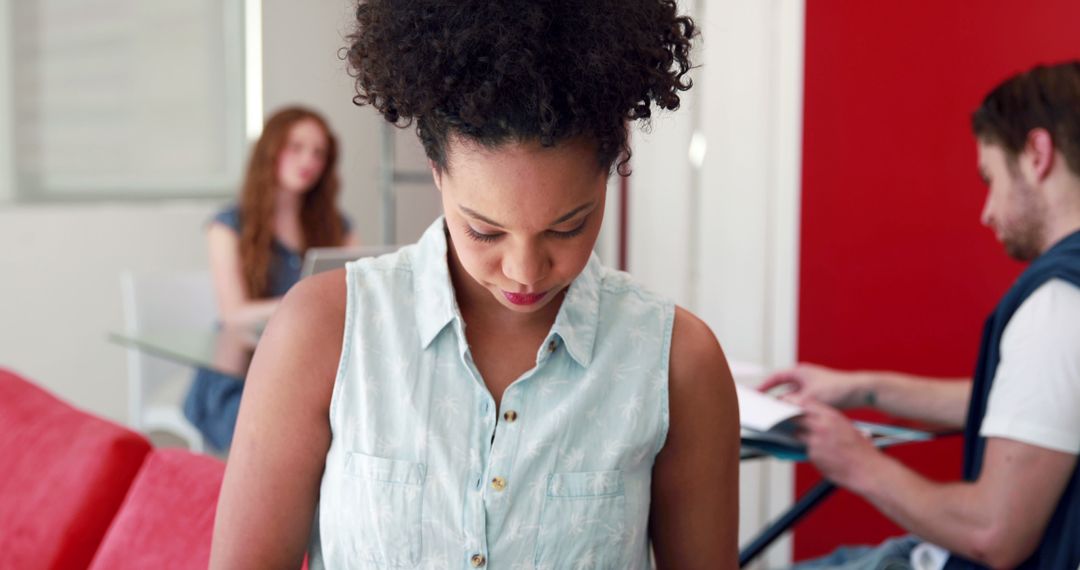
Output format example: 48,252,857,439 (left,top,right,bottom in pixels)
310,218,674,570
